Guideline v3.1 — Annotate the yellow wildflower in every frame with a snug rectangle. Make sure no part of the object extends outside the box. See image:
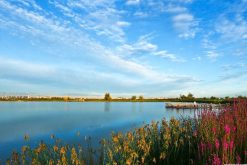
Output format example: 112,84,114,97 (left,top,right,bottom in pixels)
108,150,113,160
22,146,28,153
61,154,67,165
49,160,54,165
160,152,166,160
53,145,59,152
60,147,66,155
71,147,79,164
126,158,132,165
112,136,118,143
